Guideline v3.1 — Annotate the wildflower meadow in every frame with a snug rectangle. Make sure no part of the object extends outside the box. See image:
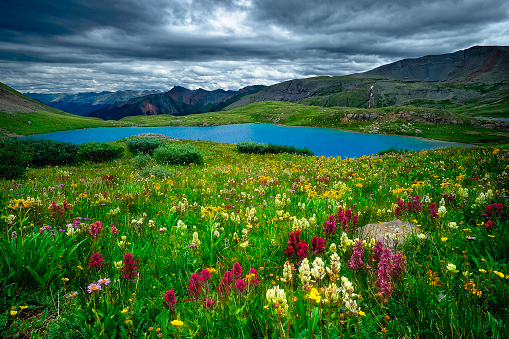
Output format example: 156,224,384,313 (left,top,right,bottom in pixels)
1,138,508,338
